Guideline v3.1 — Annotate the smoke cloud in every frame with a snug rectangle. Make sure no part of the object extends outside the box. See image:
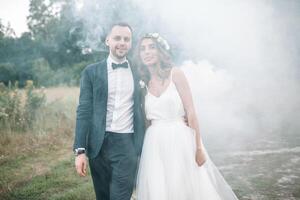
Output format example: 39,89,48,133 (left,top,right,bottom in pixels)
74,0,300,151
